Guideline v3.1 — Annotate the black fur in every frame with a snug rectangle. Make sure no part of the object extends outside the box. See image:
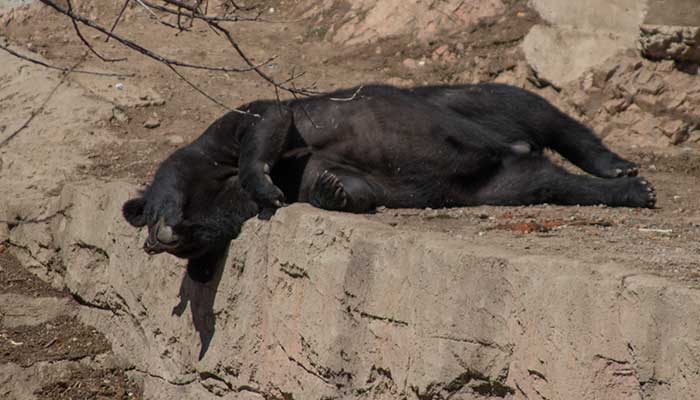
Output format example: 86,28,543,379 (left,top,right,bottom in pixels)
123,83,655,279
